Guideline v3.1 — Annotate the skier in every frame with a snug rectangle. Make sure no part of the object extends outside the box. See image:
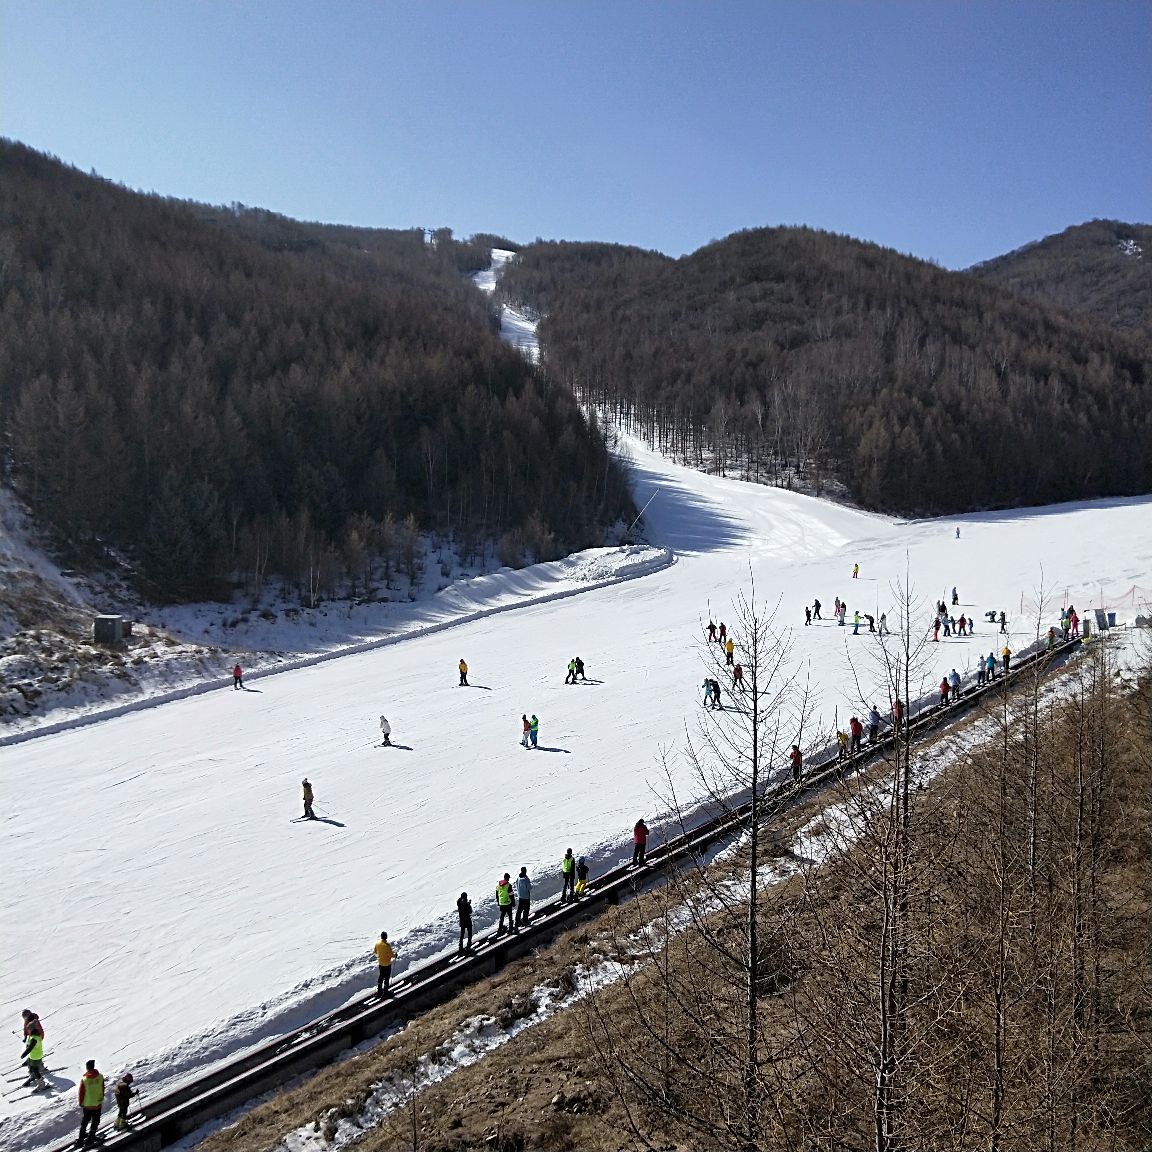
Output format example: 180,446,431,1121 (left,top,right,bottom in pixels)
707,620,717,643
515,867,532,926
521,714,531,748
999,610,1008,634
789,744,802,783
834,596,841,618
632,819,649,867
838,603,847,627
812,598,822,621
574,656,586,681
852,611,861,635
868,705,881,743
77,1060,105,1146
710,679,723,710
456,892,473,954
879,612,888,634
951,587,959,606
560,848,576,903
496,873,517,935
804,605,812,626
701,679,714,707
232,663,244,690
565,658,577,684
732,663,745,691
956,526,961,539
849,715,863,756
724,638,735,666
302,778,315,820
458,658,468,686
718,622,727,644
864,613,876,633
373,931,394,996
113,1073,137,1131
949,669,961,700
529,714,539,749
20,1010,46,1088
852,563,859,579
958,614,967,636
574,855,590,897
379,715,392,746
933,617,940,642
